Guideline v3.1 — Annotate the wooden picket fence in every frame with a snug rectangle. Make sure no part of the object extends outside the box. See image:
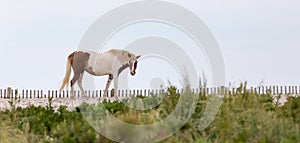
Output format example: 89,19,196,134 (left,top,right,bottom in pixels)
0,85,300,99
